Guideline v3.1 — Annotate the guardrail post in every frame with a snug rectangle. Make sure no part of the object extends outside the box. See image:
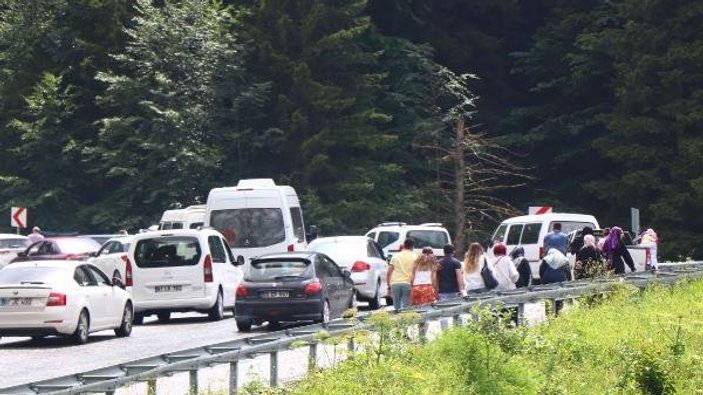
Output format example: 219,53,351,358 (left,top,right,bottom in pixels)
189,369,198,395
453,313,462,327
419,321,428,343
229,361,238,395
147,378,157,395
270,350,279,387
308,342,318,372
515,303,525,326
440,317,449,331
347,336,355,352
